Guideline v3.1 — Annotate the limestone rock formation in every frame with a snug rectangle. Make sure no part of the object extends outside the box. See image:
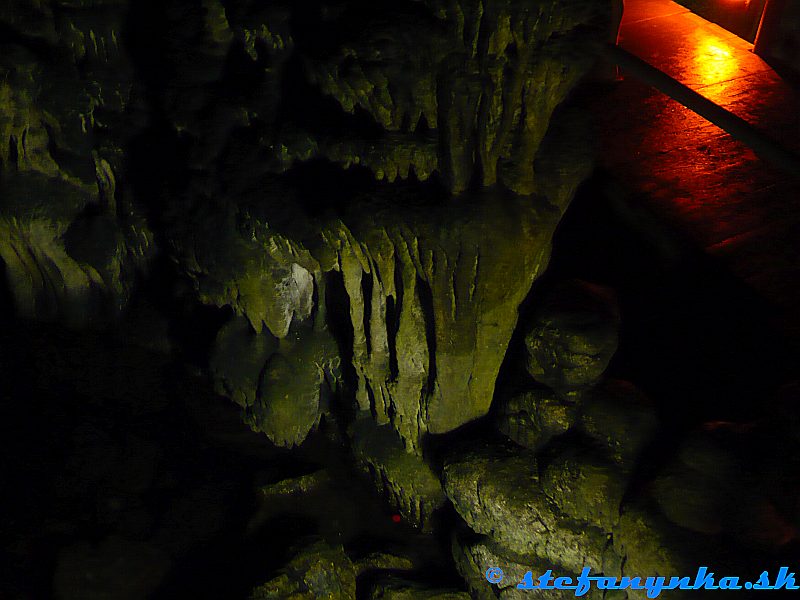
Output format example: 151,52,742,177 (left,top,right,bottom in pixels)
351,417,447,529
211,315,280,409
540,446,626,532
442,443,610,574
172,105,604,452
612,501,712,600
0,1,153,327
257,470,332,501
524,280,620,393
245,324,340,447
211,315,340,447
4,2,785,600
1,1,613,450
451,532,606,600
302,0,613,195
354,553,416,576
155,0,611,451
496,386,577,450
249,539,357,600
179,178,576,450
